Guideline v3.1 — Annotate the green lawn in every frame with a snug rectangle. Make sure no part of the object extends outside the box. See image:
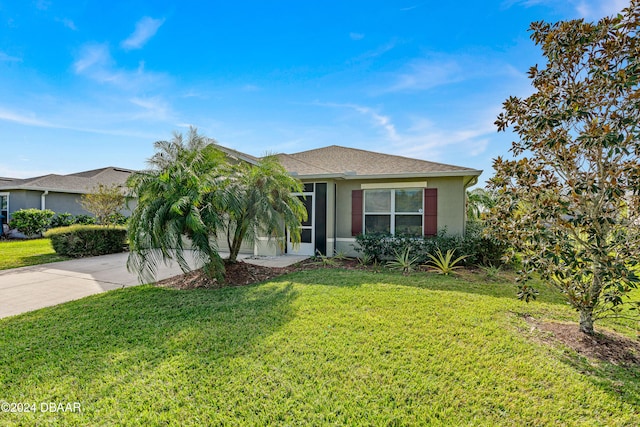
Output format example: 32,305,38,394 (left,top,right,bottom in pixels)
0,238,68,270
0,269,638,426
